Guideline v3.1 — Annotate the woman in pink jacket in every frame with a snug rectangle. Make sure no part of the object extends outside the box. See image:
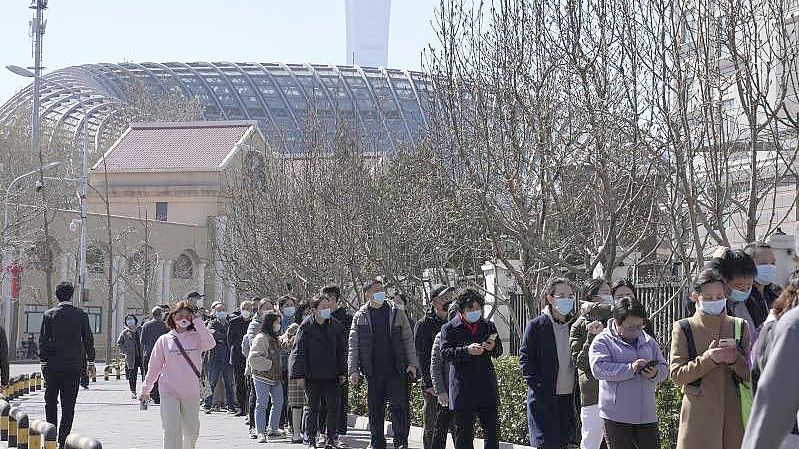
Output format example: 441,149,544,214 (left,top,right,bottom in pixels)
139,301,216,449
